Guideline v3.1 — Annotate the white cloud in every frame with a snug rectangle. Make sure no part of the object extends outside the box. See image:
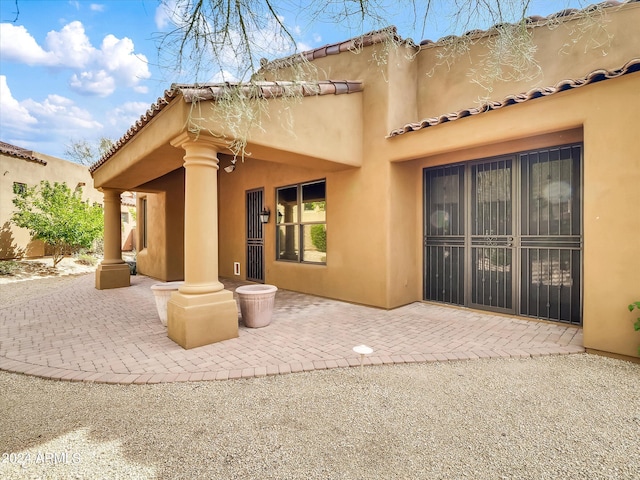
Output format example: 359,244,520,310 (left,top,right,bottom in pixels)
44,21,95,68
0,21,150,97
100,35,151,86
106,101,151,129
70,70,115,96
0,24,56,65
90,4,106,12
0,76,37,129
155,0,178,29
22,94,103,131
0,77,103,156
